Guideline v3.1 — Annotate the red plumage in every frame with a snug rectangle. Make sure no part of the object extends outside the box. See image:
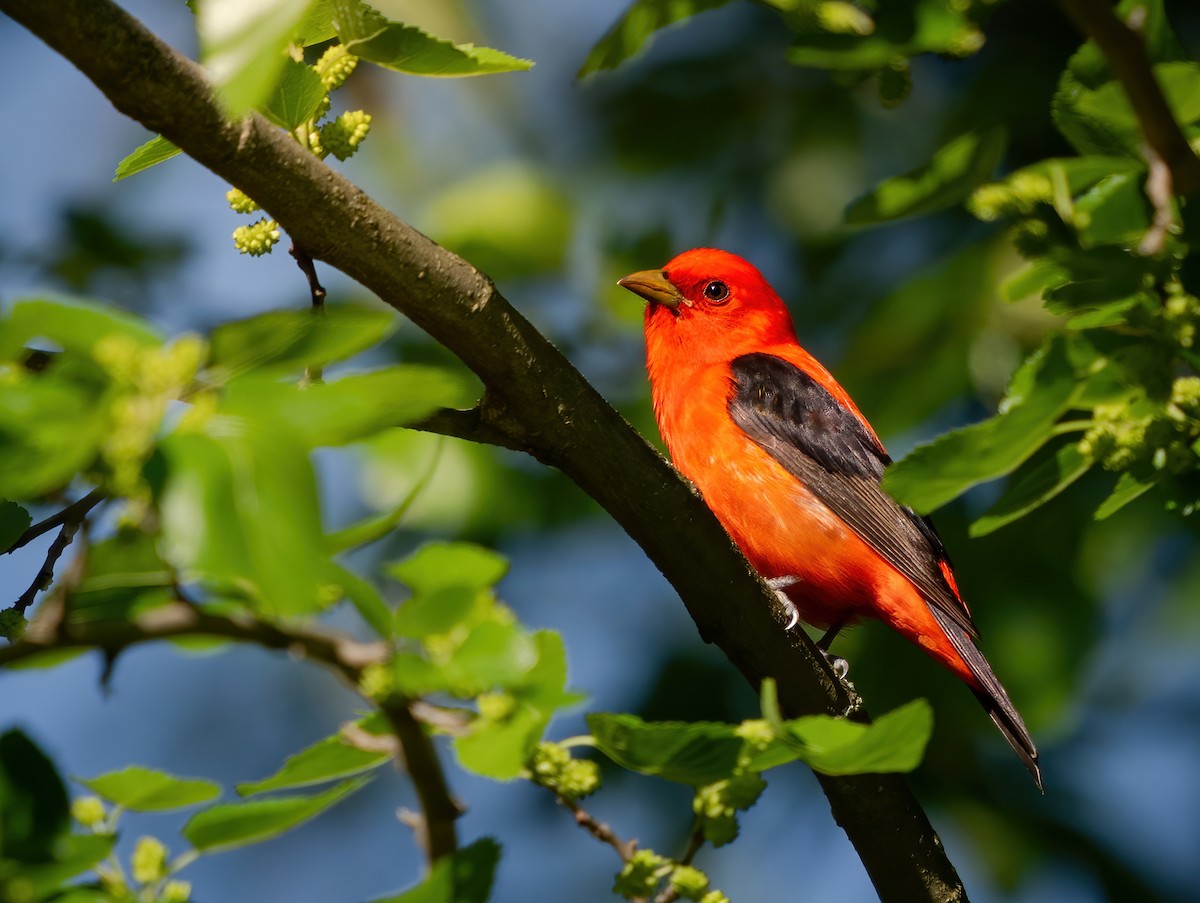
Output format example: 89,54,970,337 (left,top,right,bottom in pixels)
620,247,1040,789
